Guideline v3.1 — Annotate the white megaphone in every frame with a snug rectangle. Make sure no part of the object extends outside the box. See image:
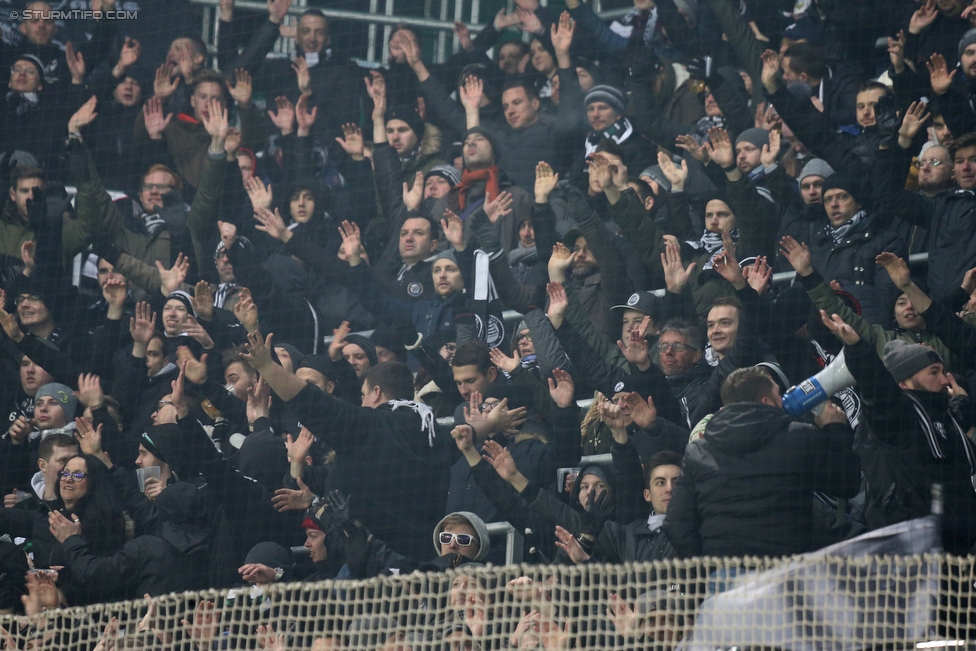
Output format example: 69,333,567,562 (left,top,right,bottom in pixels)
782,350,857,417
